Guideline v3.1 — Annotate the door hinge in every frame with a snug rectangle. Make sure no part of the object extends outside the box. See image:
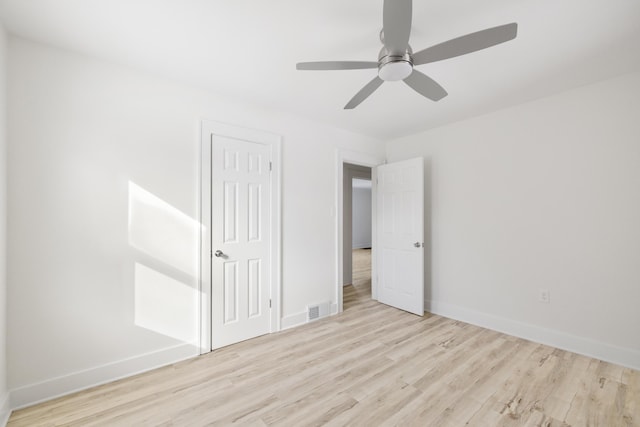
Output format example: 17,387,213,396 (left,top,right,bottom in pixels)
269,299,272,308
269,161,272,171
